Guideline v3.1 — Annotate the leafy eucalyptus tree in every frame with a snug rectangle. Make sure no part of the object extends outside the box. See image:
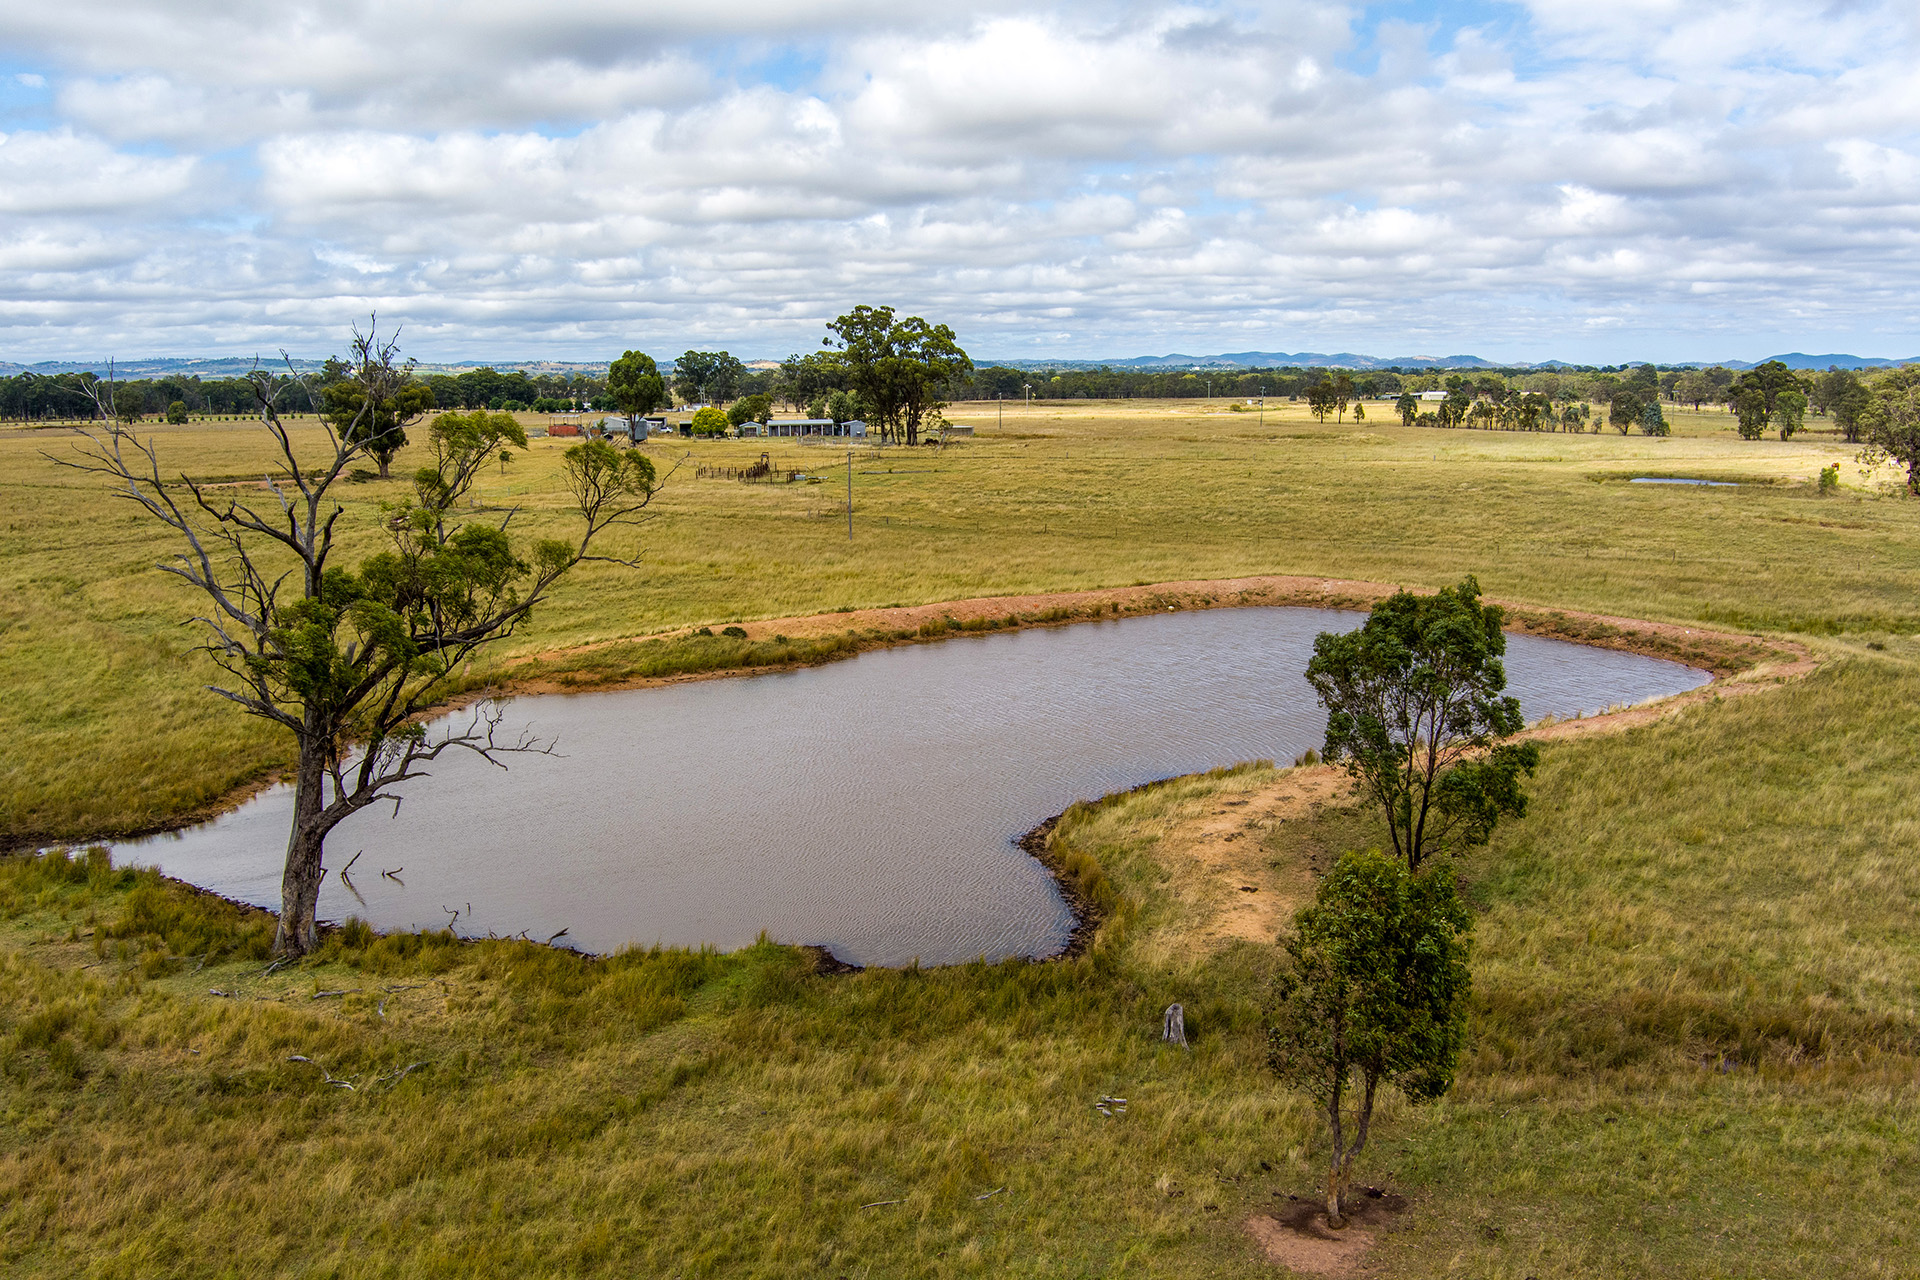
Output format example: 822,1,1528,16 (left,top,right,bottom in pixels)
1268,849,1471,1228
55,323,660,956
1305,576,1539,872
824,305,971,445
607,350,667,431
1861,367,1920,494
322,377,434,479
